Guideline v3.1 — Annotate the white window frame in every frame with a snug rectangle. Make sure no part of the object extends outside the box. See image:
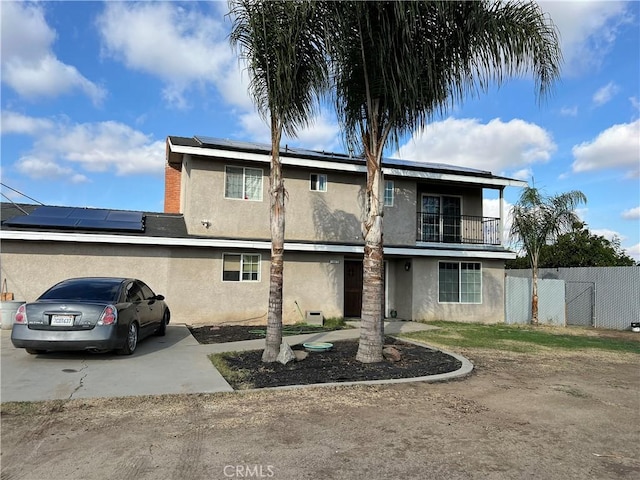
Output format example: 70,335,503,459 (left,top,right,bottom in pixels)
222,253,261,282
438,261,482,304
384,180,394,207
225,166,263,201
310,173,327,192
